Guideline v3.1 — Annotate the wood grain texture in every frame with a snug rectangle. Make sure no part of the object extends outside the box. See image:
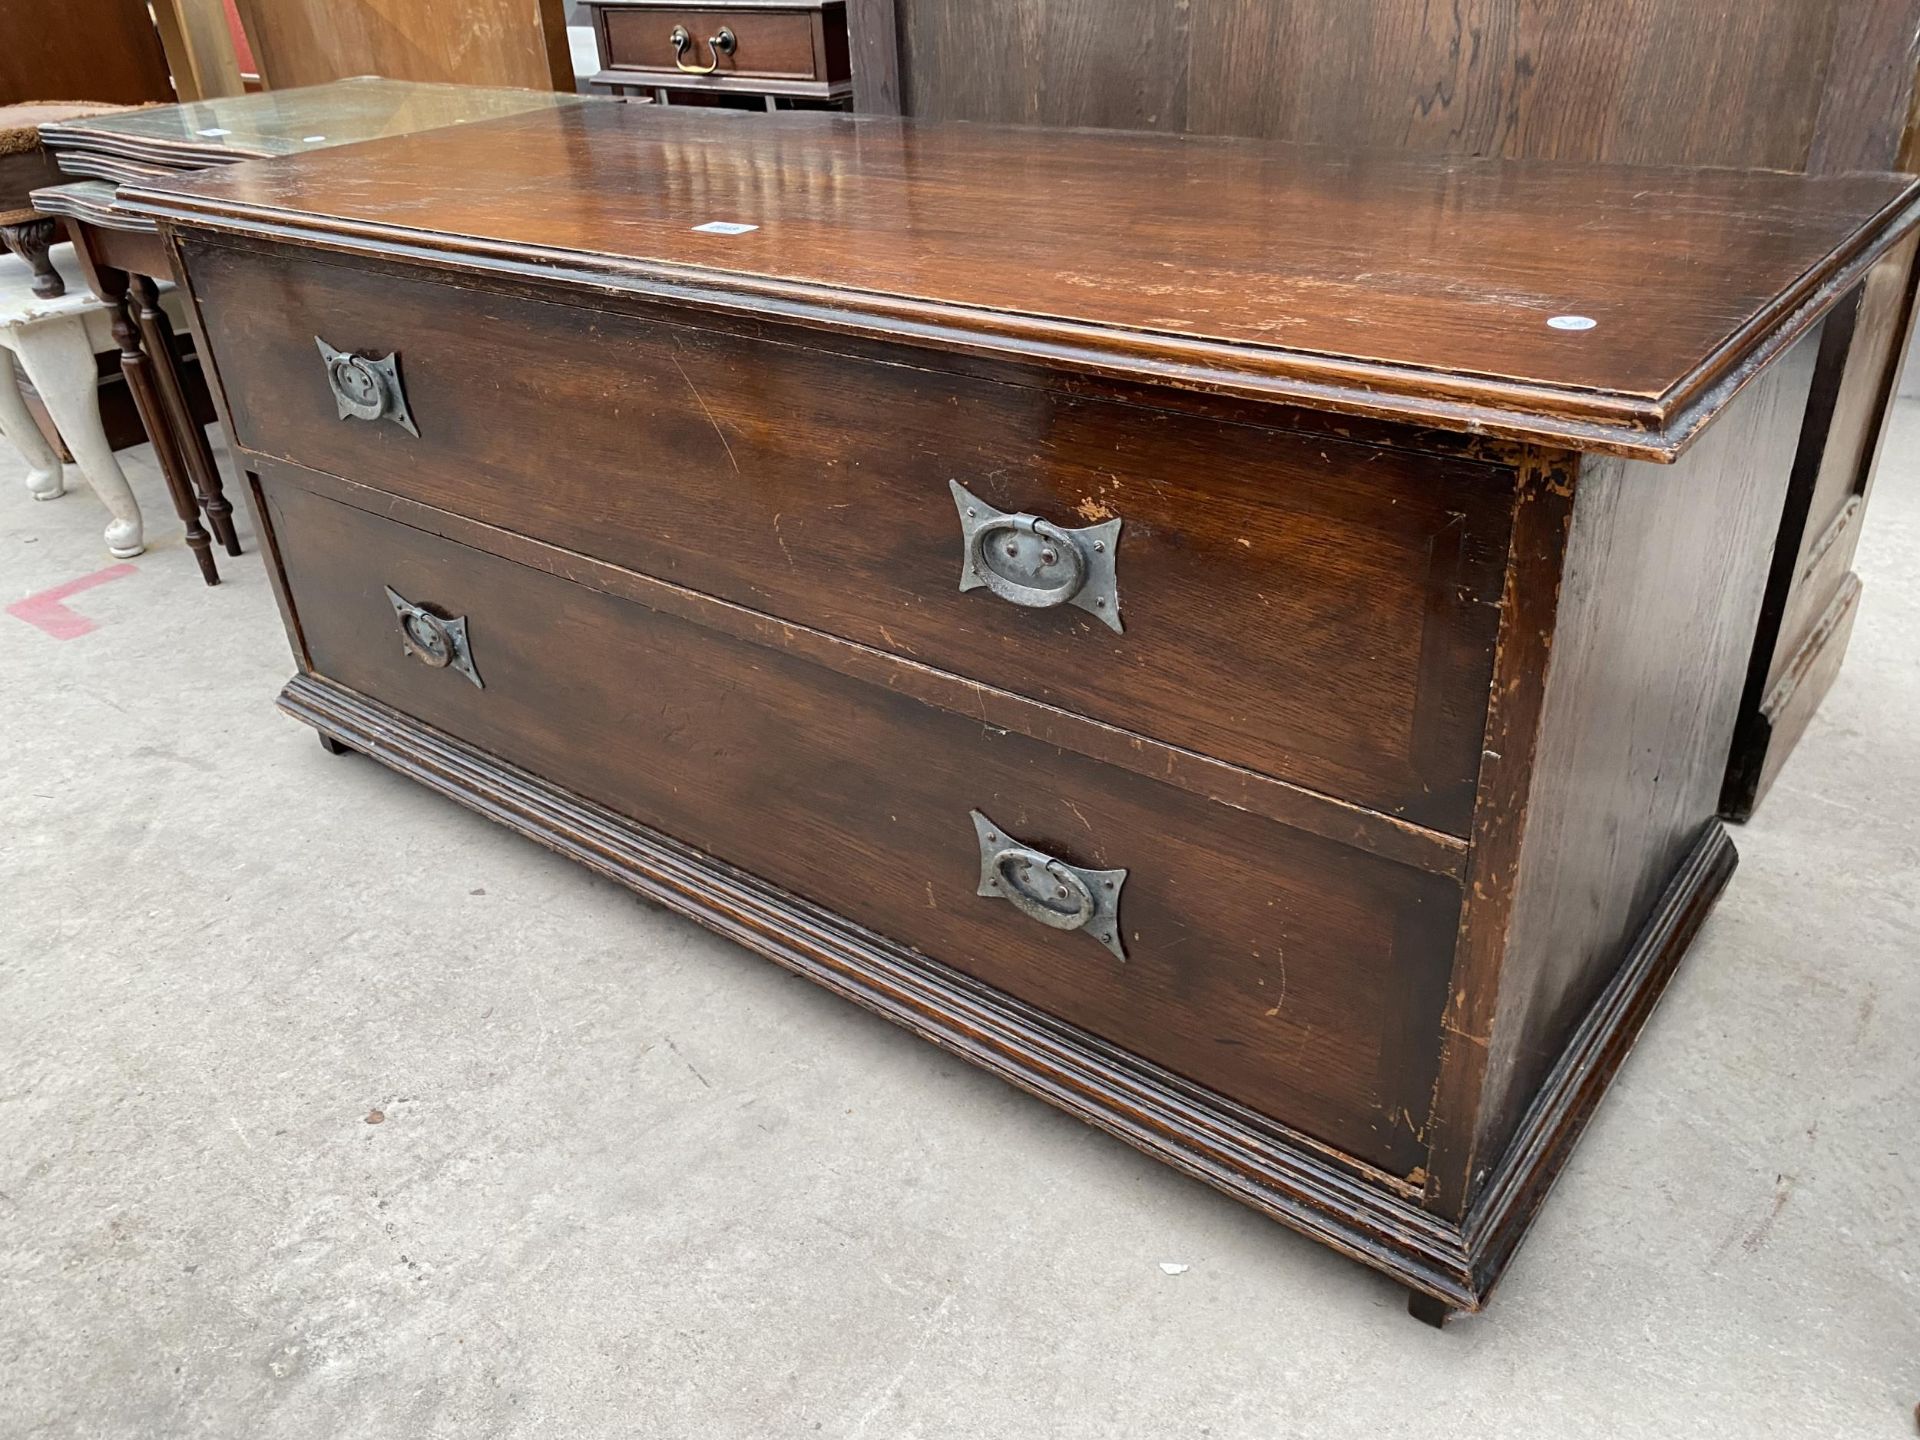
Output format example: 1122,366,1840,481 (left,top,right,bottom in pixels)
262,469,1465,1176
231,0,574,91
1191,0,1842,165
0,0,174,107
888,0,1920,175
119,105,1920,458
1809,0,1920,173
1454,333,1820,1200
846,0,902,111
151,0,247,102
897,0,1189,130
188,239,1511,832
